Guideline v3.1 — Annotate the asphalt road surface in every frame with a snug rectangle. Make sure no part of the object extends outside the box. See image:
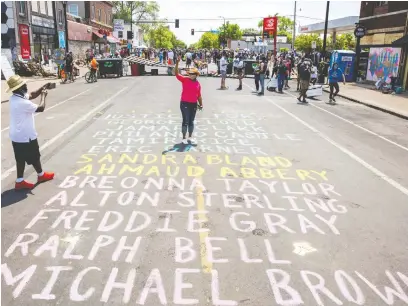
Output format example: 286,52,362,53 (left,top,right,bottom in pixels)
2,73,408,306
